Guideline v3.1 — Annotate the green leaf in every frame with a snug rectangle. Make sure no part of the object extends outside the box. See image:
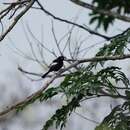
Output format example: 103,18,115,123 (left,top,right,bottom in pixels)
42,93,84,130
125,90,130,99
